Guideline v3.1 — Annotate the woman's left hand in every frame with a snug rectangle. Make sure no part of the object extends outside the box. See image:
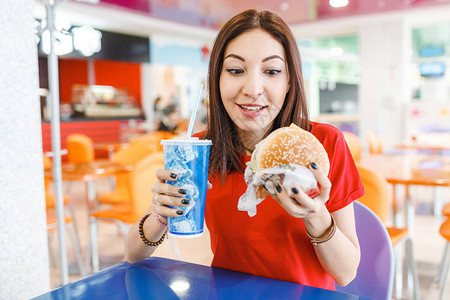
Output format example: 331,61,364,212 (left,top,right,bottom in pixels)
269,162,332,219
